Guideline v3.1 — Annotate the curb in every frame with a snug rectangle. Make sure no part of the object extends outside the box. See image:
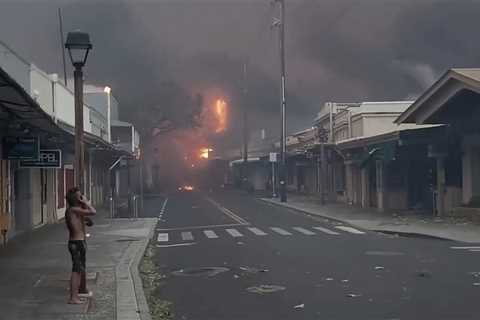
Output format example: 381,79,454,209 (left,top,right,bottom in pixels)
259,198,351,226
260,198,465,242
115,219,157,320
371,229,454,241
130,219,156,320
